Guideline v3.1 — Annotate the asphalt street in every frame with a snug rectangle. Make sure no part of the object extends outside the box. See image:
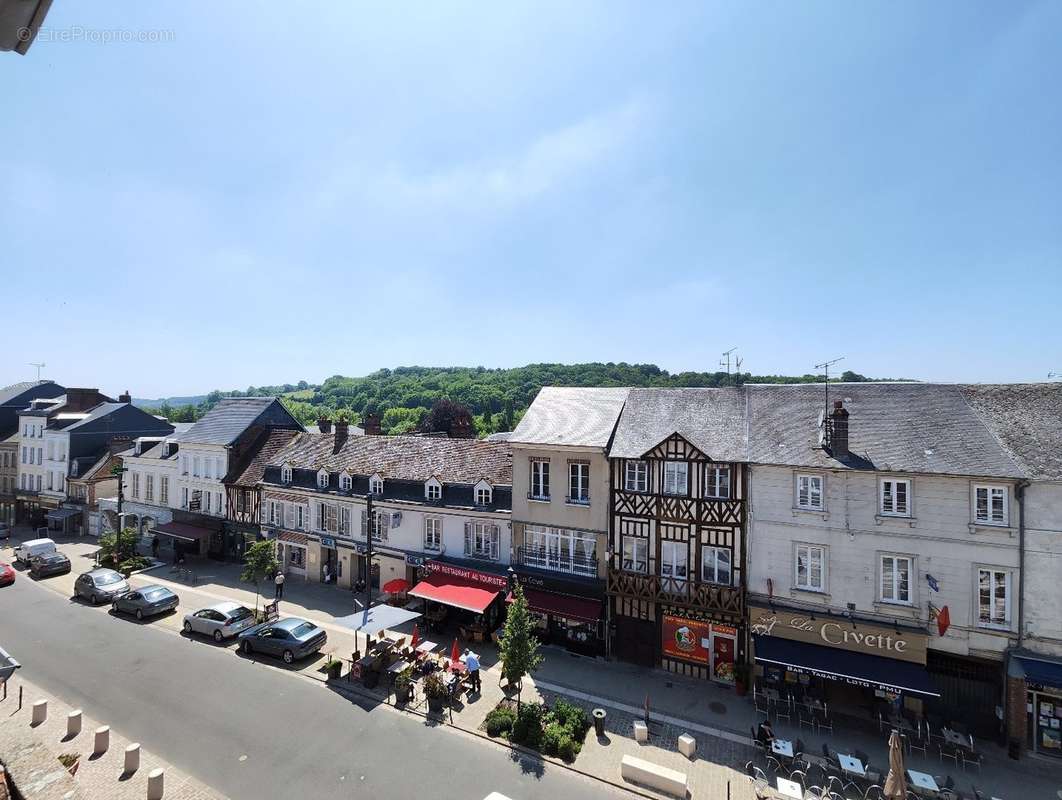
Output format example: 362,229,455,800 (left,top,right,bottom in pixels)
1,574,624,800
